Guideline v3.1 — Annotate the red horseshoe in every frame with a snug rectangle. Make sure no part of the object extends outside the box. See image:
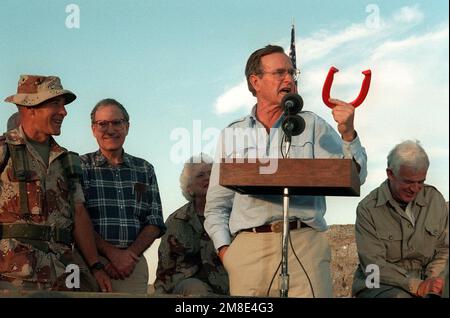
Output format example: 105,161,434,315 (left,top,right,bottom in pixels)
322,66,372,108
